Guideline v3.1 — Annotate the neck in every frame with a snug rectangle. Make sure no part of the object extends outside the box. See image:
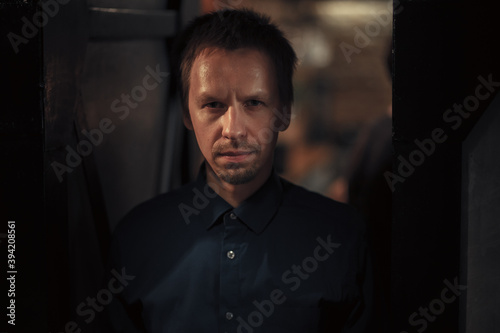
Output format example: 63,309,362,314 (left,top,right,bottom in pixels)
205,162,271,208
